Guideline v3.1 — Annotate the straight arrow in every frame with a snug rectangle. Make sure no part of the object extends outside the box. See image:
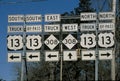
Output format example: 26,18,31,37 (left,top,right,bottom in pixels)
48,54,57,58
10,55,19,60
84,53,93,57
68,53,72,59
29,55,38,59
101,53,110,57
